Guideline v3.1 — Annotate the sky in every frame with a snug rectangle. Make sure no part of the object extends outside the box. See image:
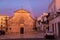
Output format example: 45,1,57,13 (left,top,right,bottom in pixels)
0,0,51,18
